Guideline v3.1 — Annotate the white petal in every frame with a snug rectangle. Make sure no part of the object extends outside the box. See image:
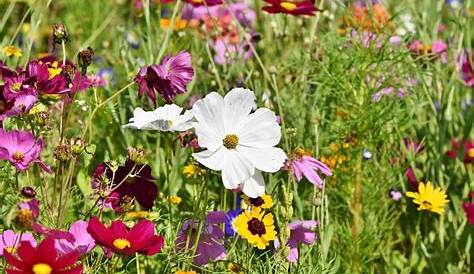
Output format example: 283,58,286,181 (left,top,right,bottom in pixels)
238,146,287,172
193,148,226,171
223,88,255,132
192,92,226,135
163,104,183,120
221,150,254,190
195,124,222,151
241,171,265,198
171,110,195,131
122,107,158,130
237,108,281,147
